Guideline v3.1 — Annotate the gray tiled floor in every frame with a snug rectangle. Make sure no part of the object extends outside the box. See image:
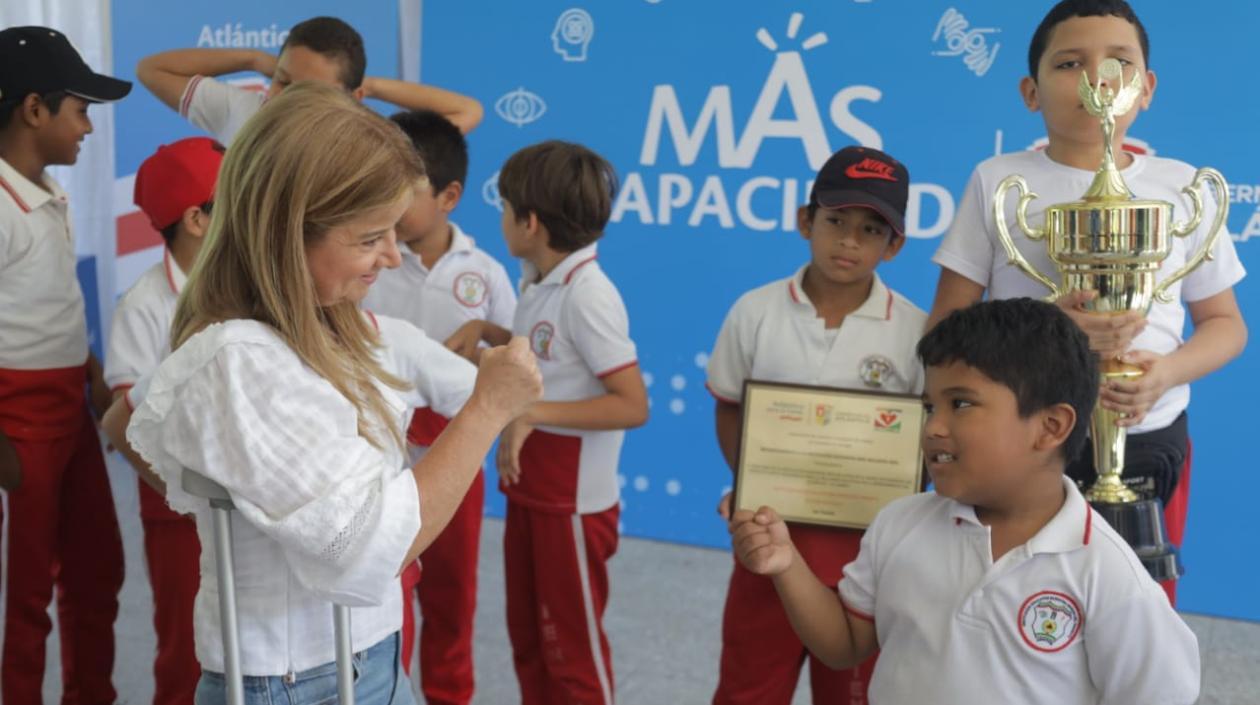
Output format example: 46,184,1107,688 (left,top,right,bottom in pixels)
41,453,1260,704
